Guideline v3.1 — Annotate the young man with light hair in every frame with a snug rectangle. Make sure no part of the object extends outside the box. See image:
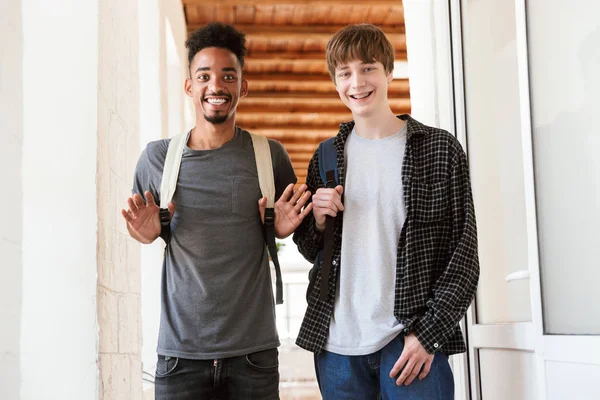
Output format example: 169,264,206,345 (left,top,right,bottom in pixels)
293,24,480,399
